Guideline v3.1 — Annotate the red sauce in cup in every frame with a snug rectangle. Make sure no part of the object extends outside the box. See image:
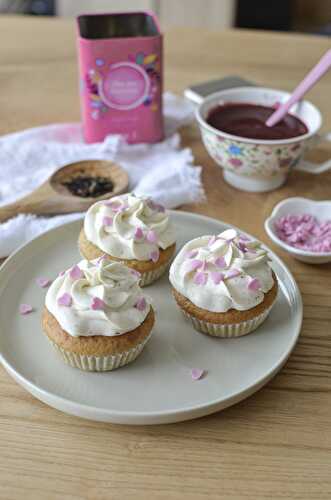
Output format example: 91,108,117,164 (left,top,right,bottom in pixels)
206,102,308,140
